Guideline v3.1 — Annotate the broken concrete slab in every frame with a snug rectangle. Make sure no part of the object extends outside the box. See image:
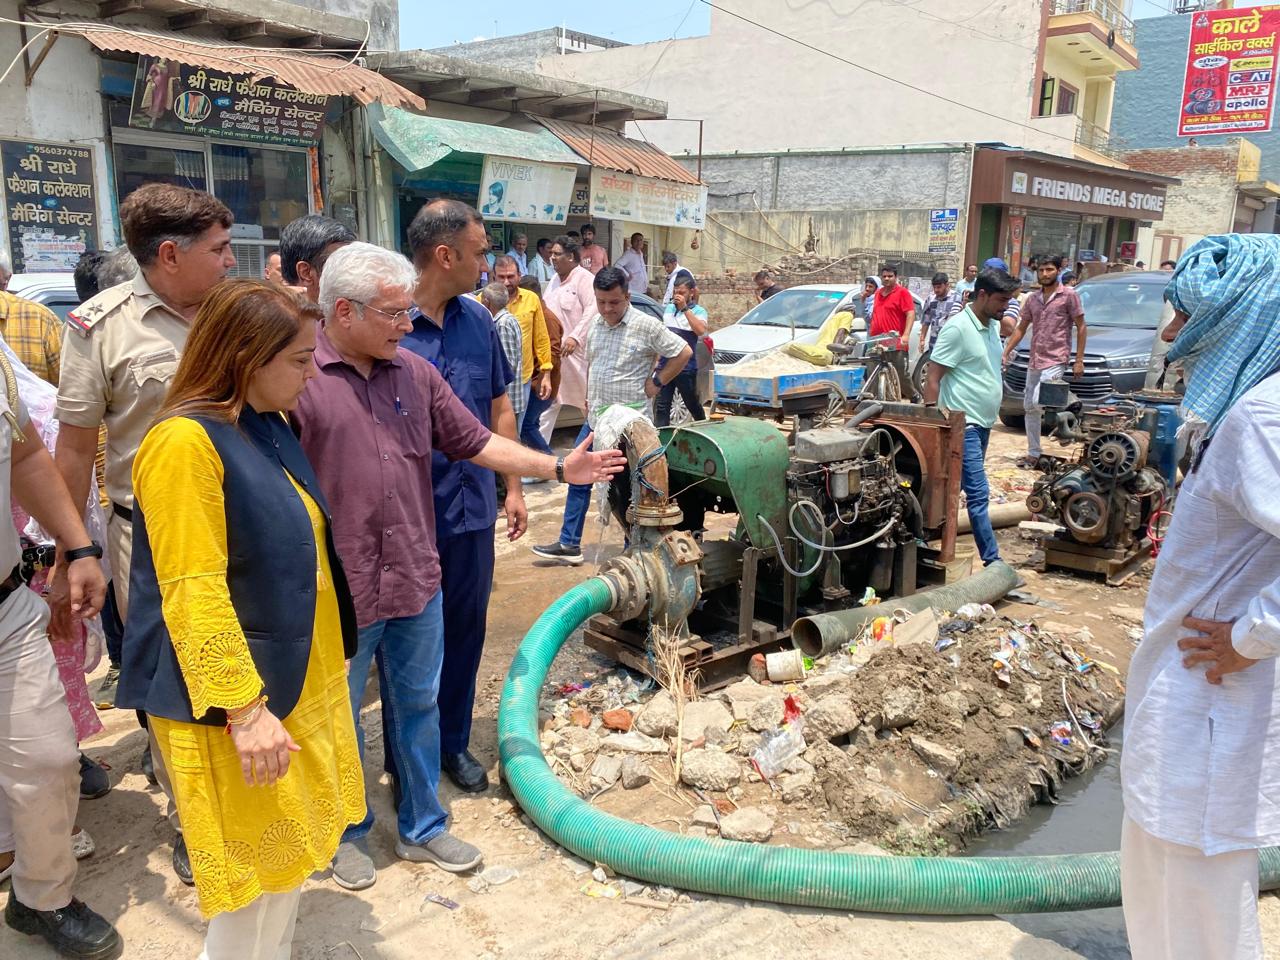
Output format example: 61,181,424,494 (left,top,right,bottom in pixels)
881,686,923,729
589,754,622,788
718,806,774,843
633,690,677,738
910,736,963,777
679,700,734,741
679,748,742,791
601,731,669,754
806,695,860,742
620,755,651,790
